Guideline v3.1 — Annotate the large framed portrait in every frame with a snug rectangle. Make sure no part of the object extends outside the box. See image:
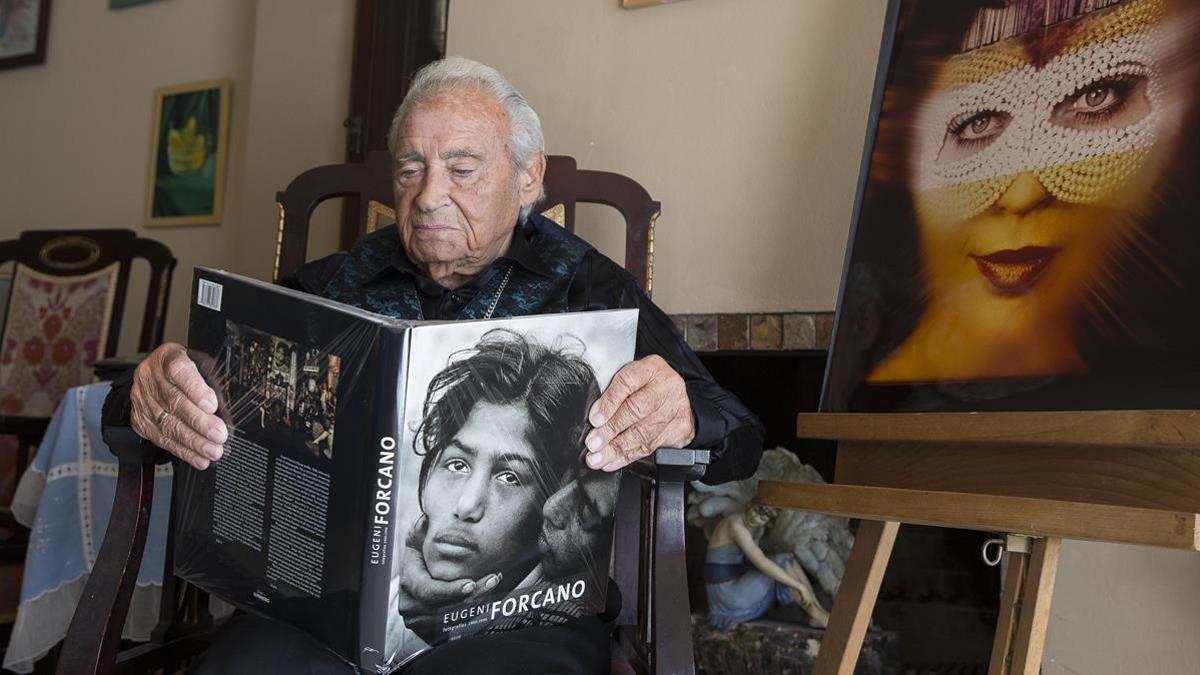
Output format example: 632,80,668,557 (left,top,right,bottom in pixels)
823,0,1200,412
144,79,231,227
0,0,51,70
